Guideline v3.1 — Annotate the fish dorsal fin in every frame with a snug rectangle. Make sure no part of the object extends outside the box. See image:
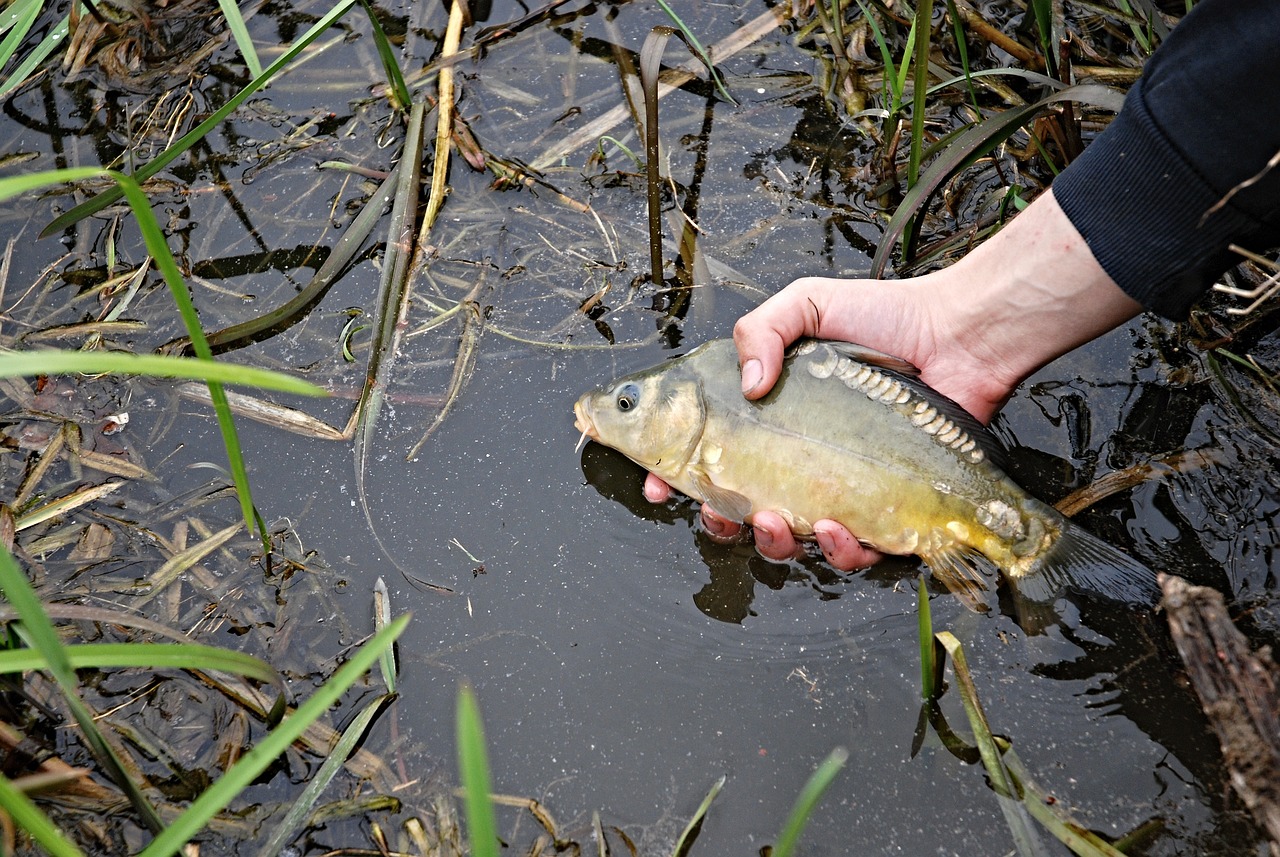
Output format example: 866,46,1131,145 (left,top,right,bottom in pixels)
919,541,995,613
821,340,921,377
796,339,1011,473
691,468,753,522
